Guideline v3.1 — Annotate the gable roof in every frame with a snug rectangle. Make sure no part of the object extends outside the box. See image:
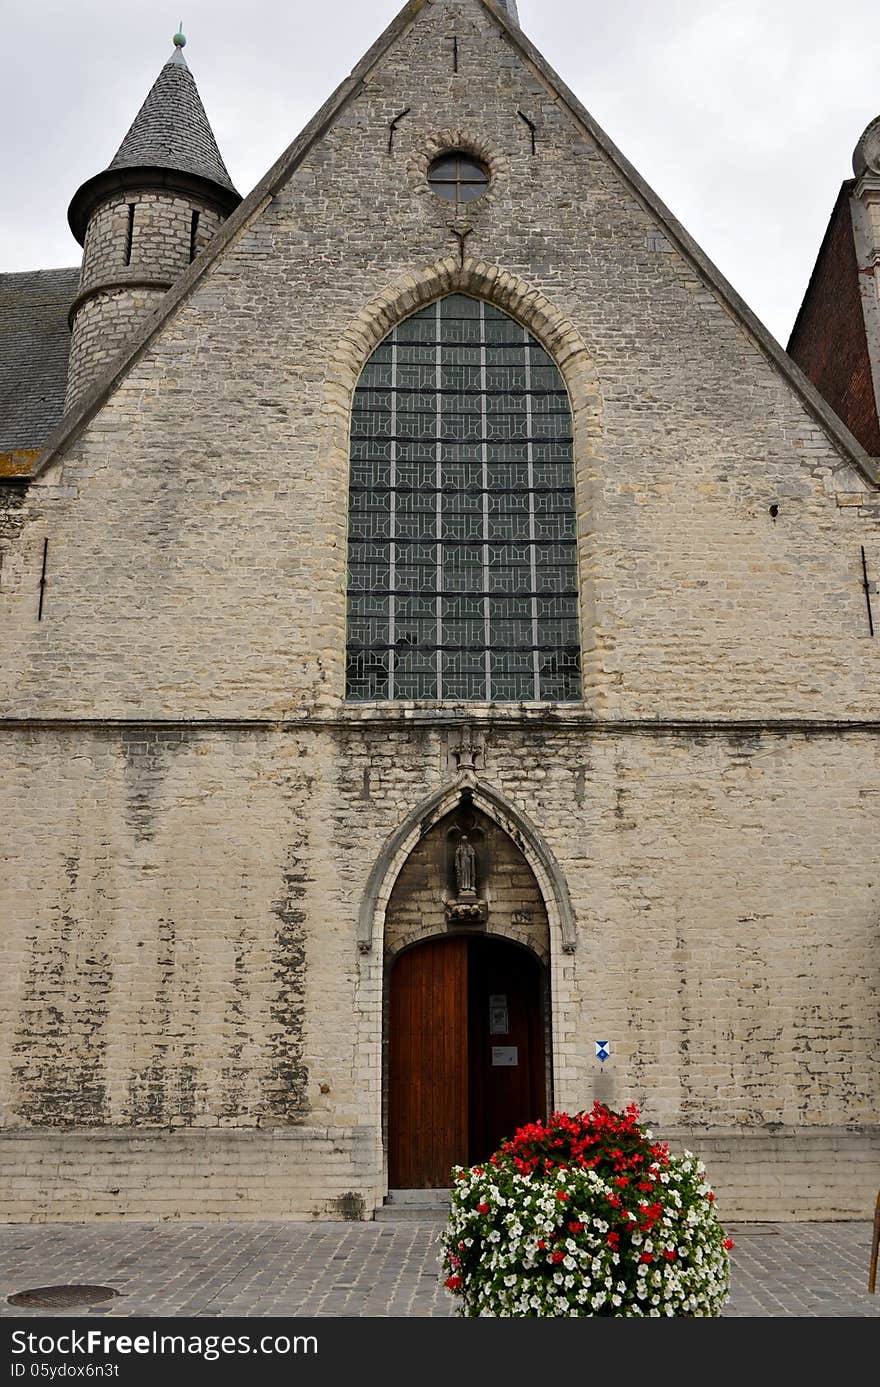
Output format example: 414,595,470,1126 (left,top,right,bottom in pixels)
7,0,878,487
0,267,79,455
